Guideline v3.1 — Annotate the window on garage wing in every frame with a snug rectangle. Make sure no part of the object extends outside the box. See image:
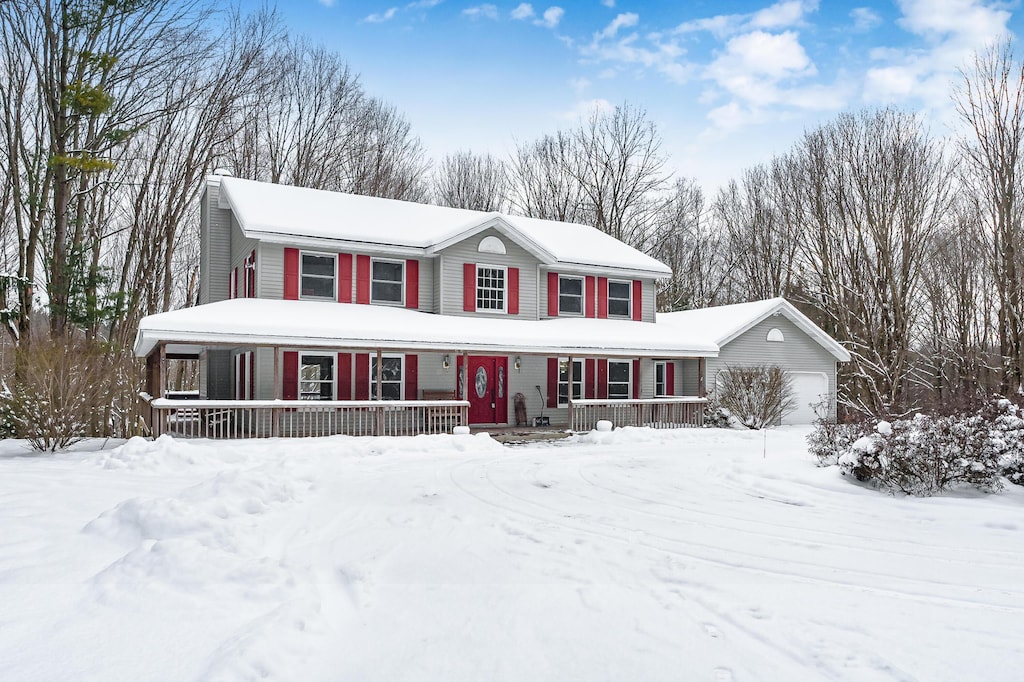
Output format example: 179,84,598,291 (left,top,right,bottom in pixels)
300,253,335,299
300,354,335,400
608,360,631,399
371,355,404,400
608,280,631,318
558,276,584,315
371,259,404,304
